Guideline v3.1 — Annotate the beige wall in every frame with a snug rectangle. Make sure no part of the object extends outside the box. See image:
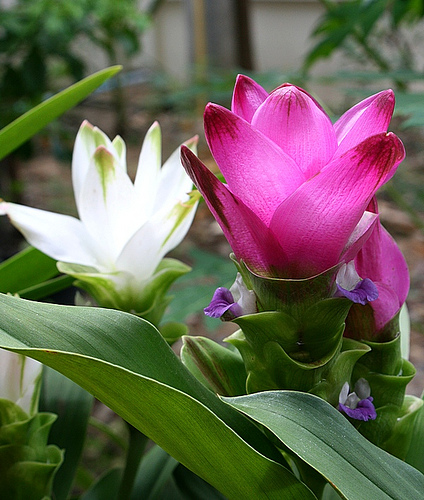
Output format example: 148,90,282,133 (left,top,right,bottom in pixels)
135,0,329,81
250,0,324,73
